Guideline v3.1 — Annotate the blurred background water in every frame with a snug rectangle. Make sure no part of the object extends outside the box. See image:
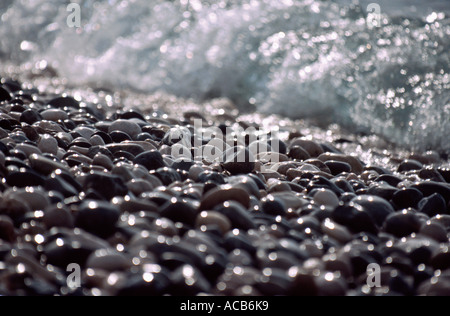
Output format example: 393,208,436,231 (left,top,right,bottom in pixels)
0,0,449,154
